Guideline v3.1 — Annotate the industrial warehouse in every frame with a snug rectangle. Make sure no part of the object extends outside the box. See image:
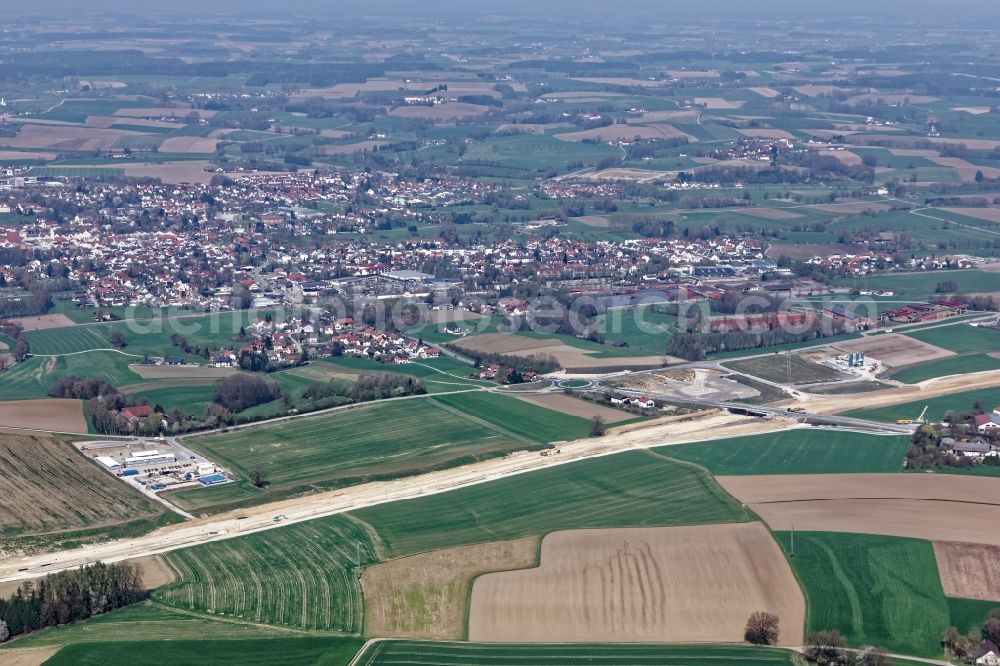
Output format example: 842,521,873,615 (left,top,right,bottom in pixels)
78,438,230,493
